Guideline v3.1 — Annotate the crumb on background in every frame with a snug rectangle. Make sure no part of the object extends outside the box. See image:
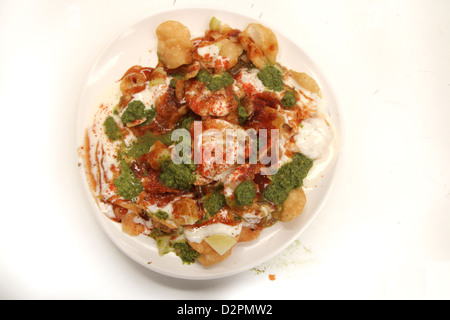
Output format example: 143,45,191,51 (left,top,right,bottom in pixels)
251,240,319,280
